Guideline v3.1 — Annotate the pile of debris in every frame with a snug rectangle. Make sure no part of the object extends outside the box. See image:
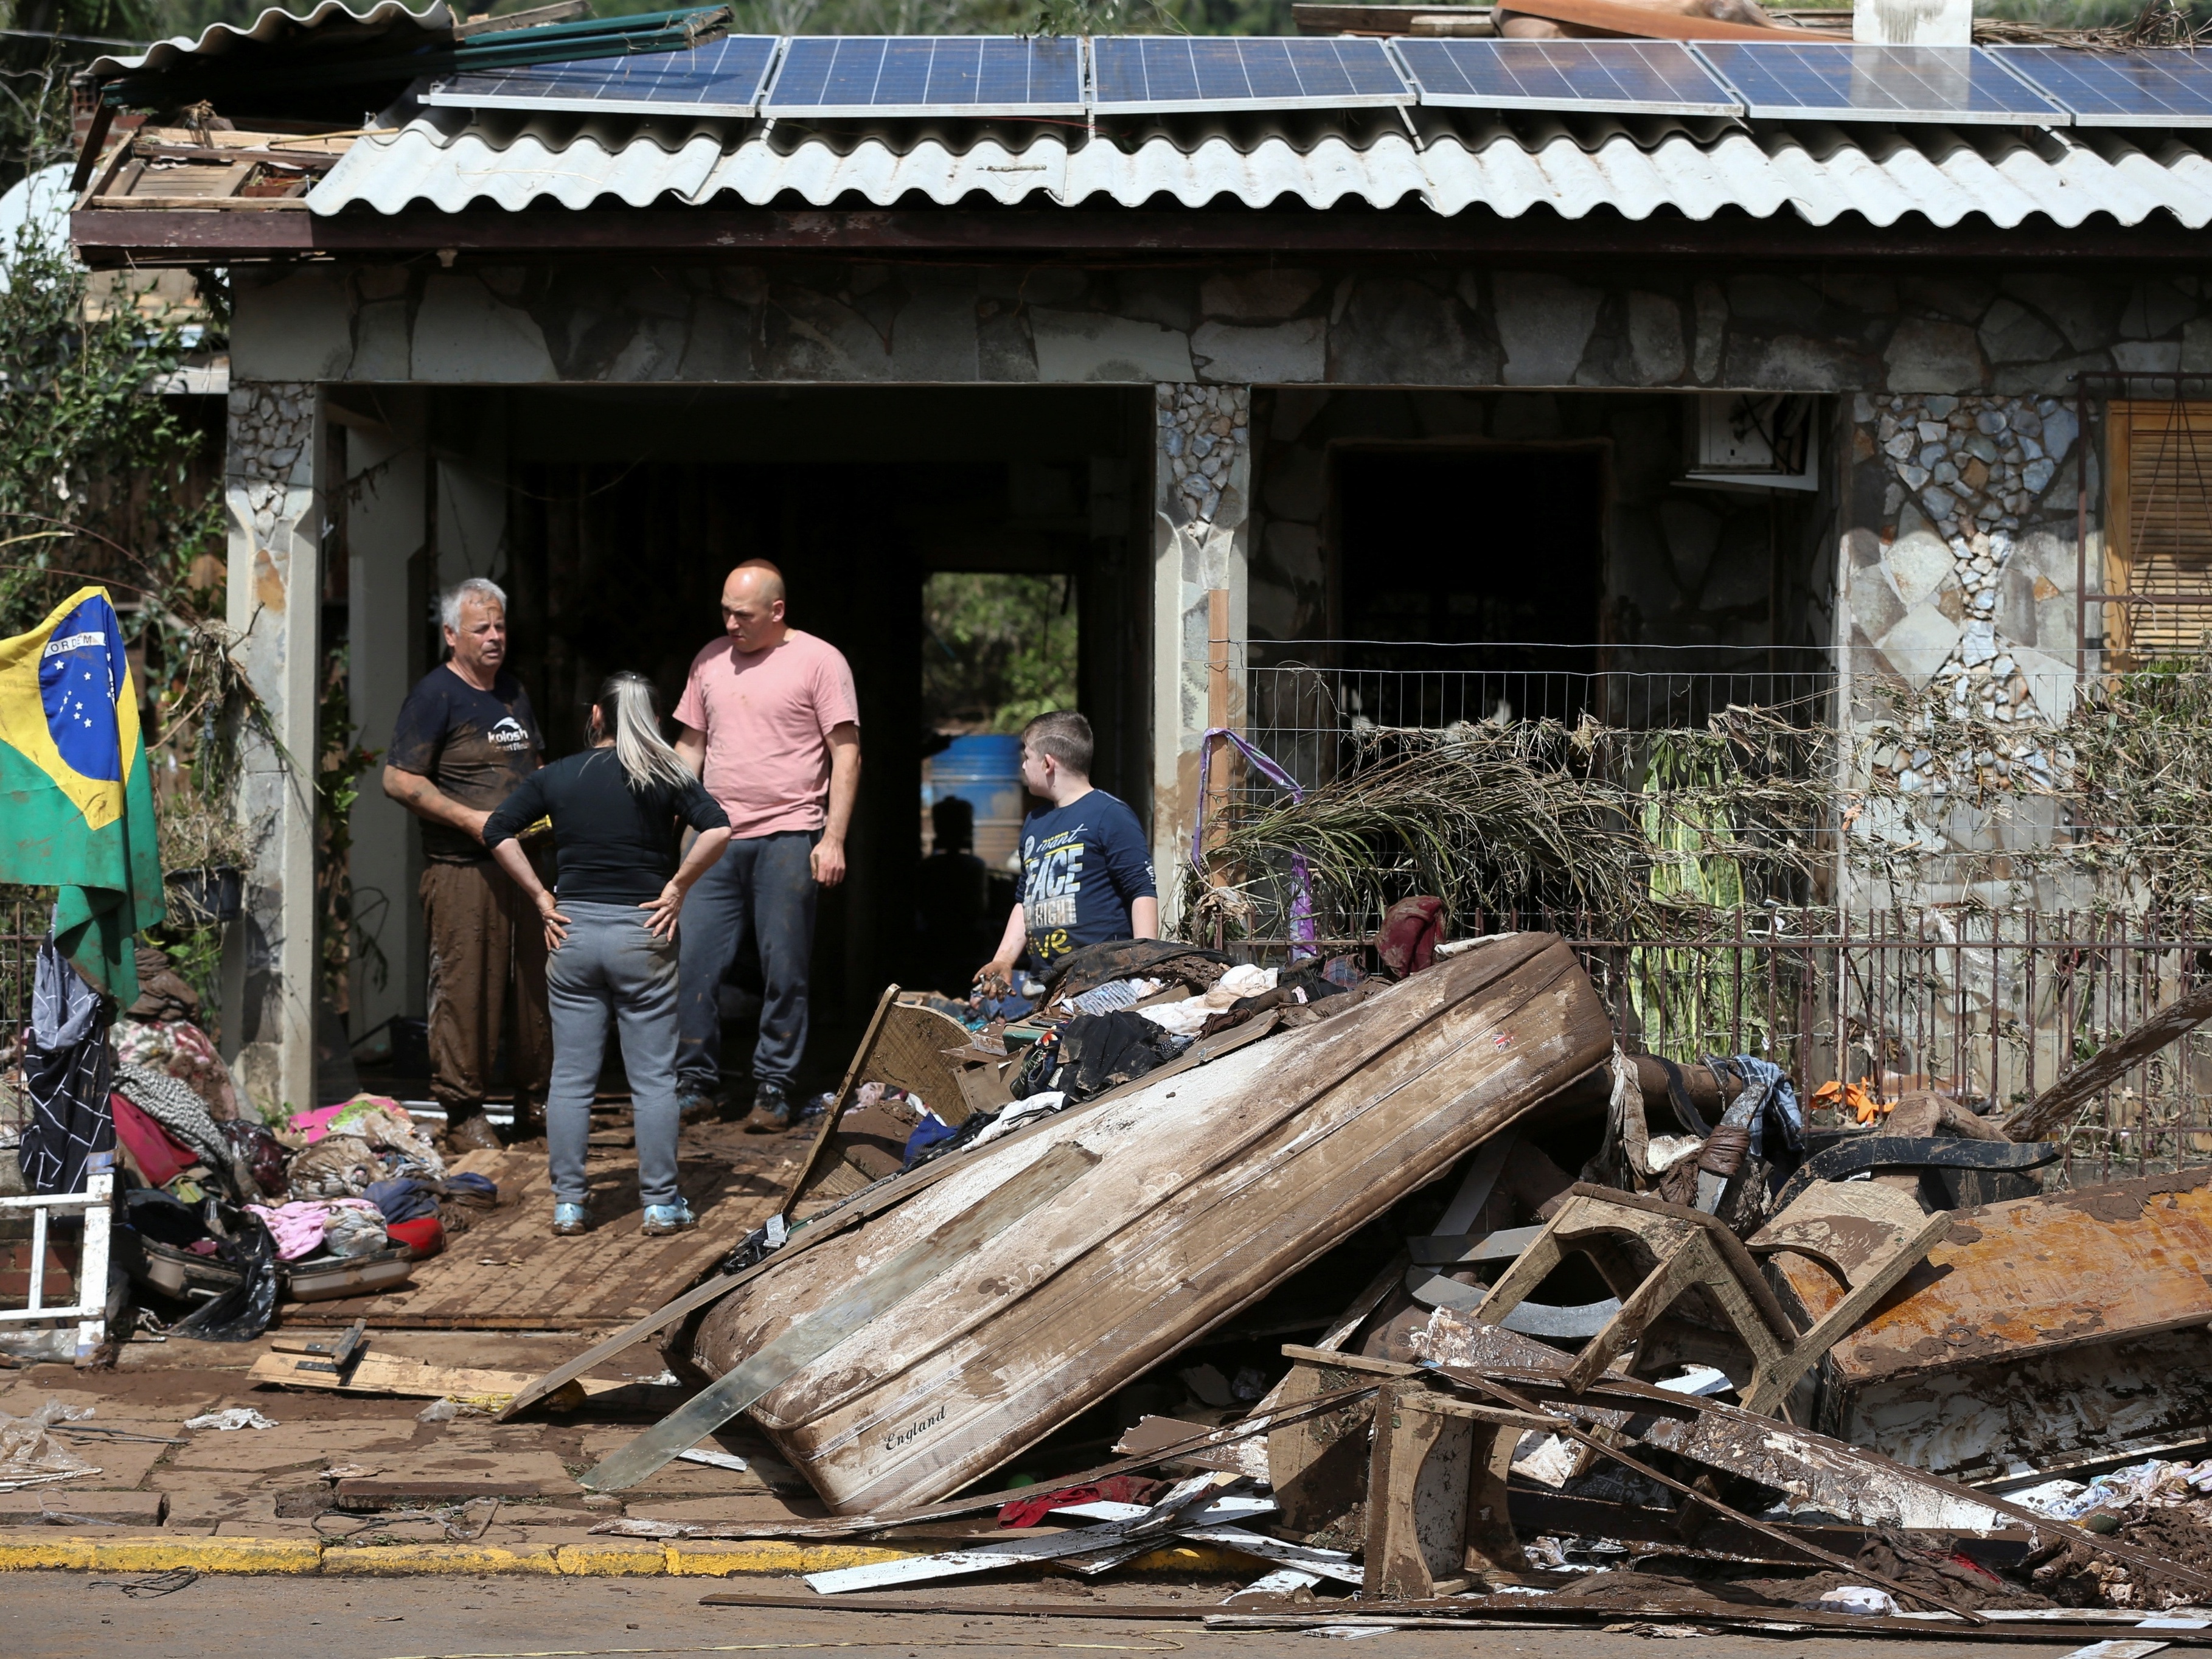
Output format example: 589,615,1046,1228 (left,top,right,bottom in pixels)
482,927,2212,1633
